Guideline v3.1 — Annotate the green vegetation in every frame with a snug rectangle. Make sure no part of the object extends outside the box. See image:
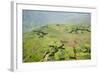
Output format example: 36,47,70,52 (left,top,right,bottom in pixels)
23,24,91,62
